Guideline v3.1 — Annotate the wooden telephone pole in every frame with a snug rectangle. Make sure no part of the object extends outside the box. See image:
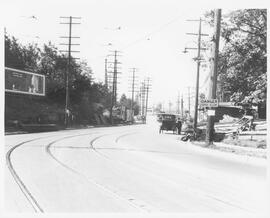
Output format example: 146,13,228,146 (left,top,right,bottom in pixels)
206,9,222,145
177,92,180,114
107,50,121,124
185,19,208,130
60,16,81,127
105,58,108,89
129,68,139,123
181,94,184,119
144,77,151,123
